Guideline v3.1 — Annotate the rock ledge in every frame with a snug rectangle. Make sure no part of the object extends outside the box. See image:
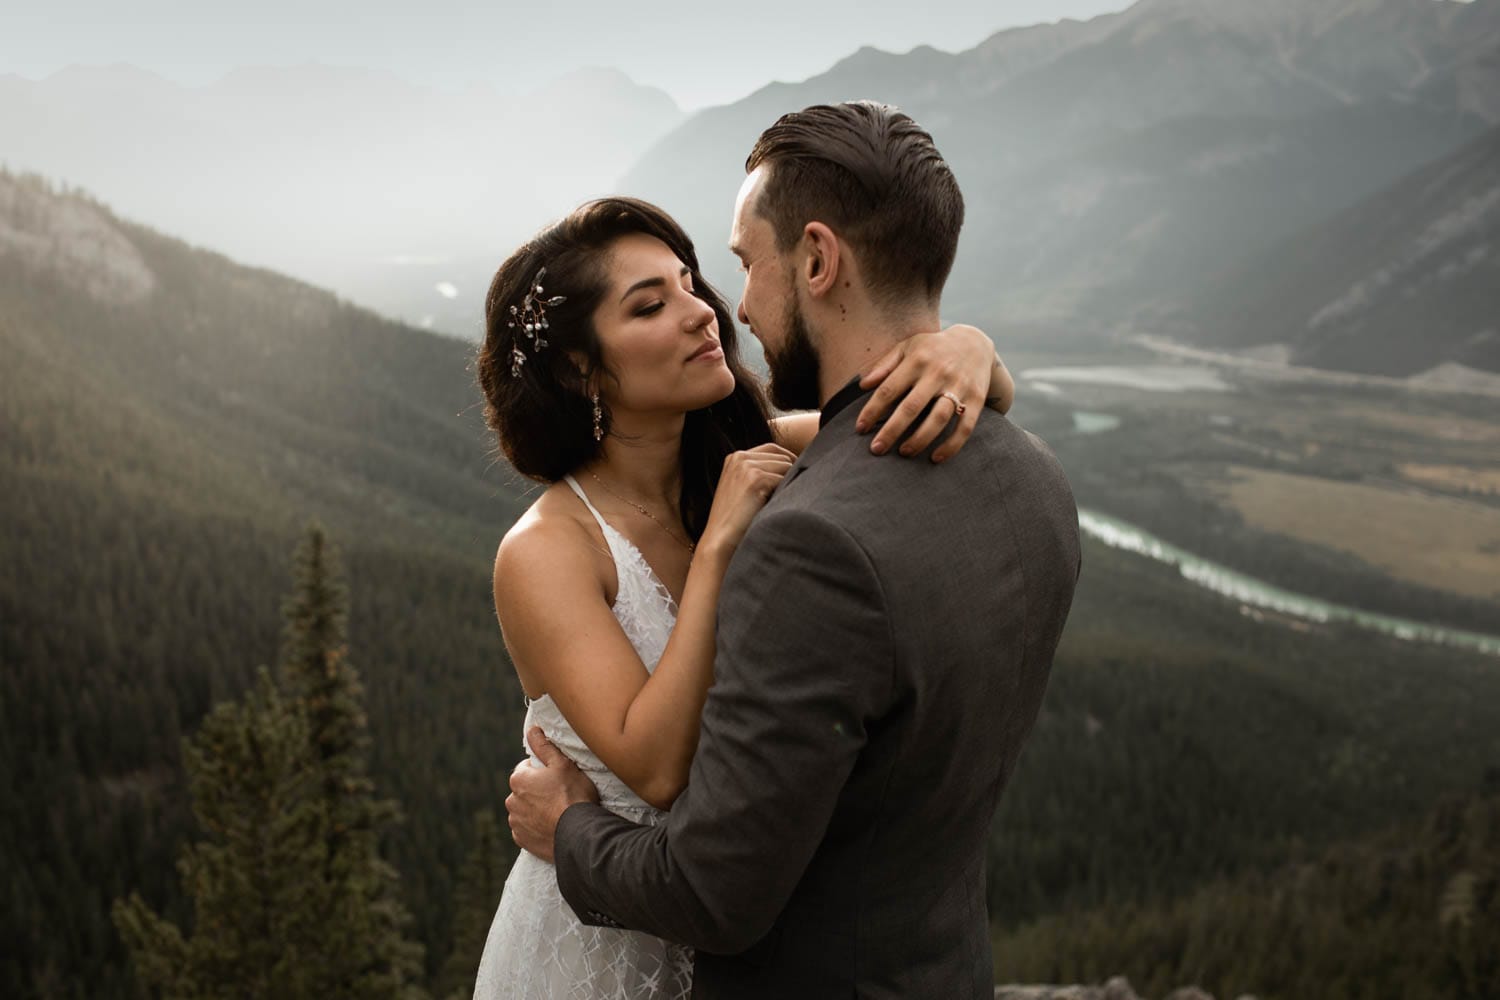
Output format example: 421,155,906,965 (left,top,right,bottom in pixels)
996,977,1254,1000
